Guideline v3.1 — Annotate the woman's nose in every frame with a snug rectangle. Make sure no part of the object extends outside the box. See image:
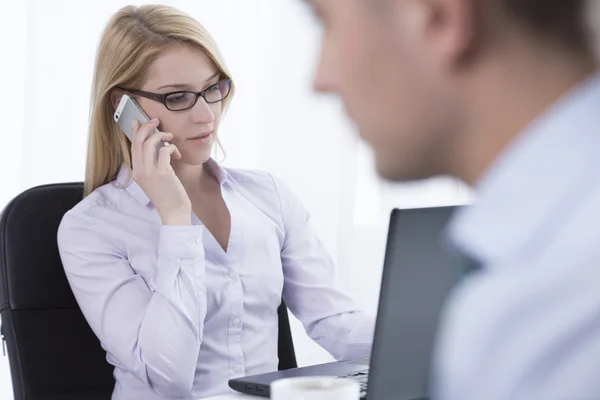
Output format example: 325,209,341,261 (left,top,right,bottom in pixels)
190,97,216,123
